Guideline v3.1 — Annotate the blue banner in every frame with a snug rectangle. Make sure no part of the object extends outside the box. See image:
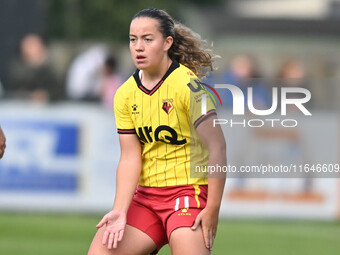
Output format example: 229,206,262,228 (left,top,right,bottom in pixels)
0,120,79,192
